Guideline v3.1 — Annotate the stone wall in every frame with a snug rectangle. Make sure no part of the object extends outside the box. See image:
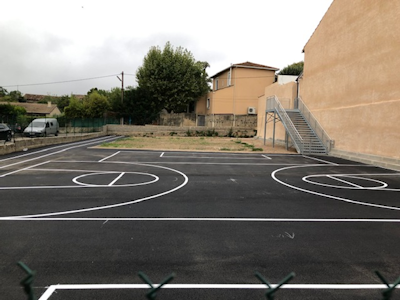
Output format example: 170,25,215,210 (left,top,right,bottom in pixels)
158,113,257,128
159,113,197,126
105,124,256,137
